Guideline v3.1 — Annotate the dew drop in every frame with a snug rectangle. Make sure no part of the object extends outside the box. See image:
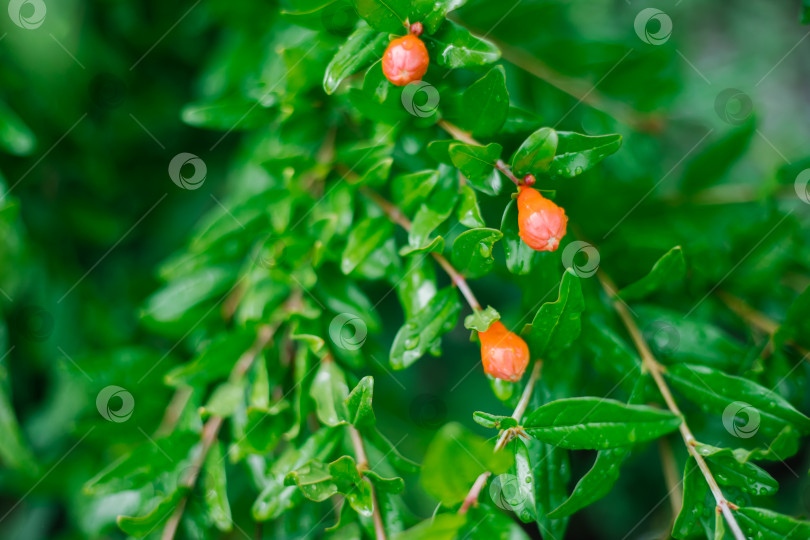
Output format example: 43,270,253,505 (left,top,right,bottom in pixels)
404,337,420,350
